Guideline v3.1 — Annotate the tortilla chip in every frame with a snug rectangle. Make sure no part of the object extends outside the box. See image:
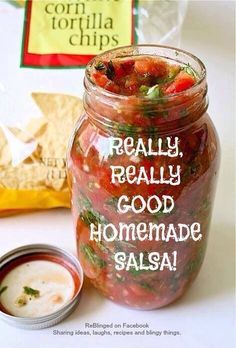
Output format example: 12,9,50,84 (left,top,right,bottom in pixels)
0,93,83,212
